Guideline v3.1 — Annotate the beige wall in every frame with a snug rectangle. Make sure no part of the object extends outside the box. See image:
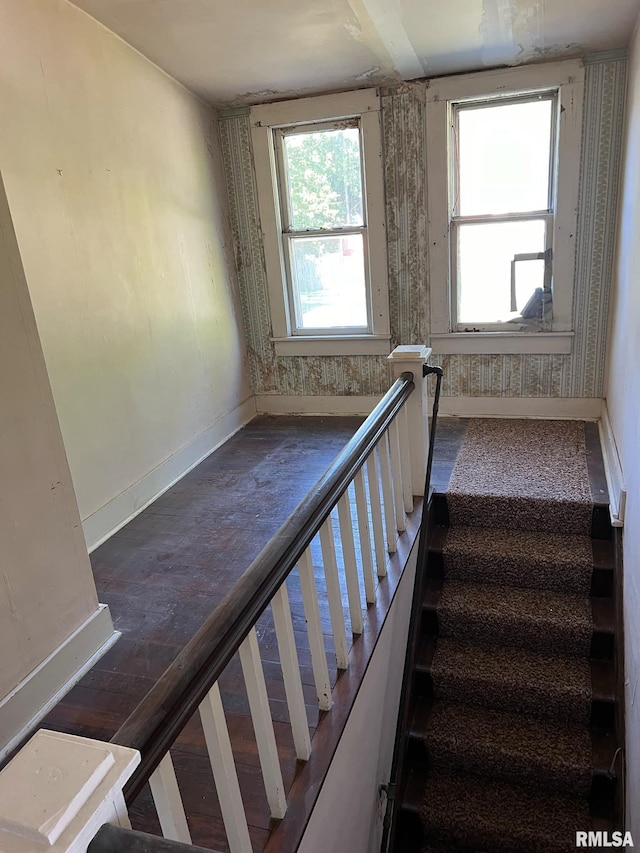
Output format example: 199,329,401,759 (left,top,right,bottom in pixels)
0,171,103,712
605,12,640,837
0,0,252,545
